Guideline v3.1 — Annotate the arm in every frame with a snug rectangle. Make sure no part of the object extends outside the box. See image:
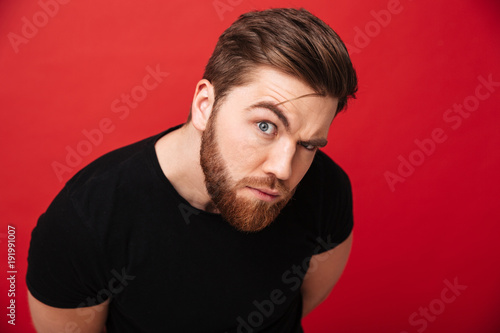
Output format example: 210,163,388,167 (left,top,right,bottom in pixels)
300,232,353,317
28,290,109,333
